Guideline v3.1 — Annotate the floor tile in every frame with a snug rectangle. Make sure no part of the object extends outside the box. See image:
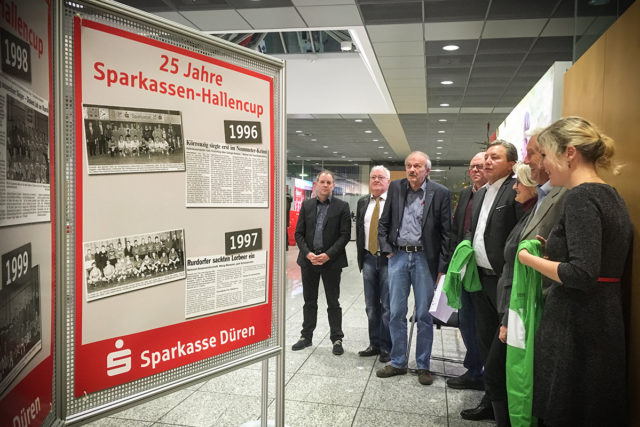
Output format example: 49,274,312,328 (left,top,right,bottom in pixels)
353,407,448,427
360,377,448,417
85,418,154,427
268,400,357,427
285,373,367,406
109,389,194,422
